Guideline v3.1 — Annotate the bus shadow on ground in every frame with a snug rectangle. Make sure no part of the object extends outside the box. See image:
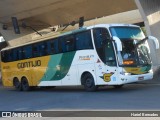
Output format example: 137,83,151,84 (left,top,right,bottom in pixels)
0,80,157,93
17,83,154,93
